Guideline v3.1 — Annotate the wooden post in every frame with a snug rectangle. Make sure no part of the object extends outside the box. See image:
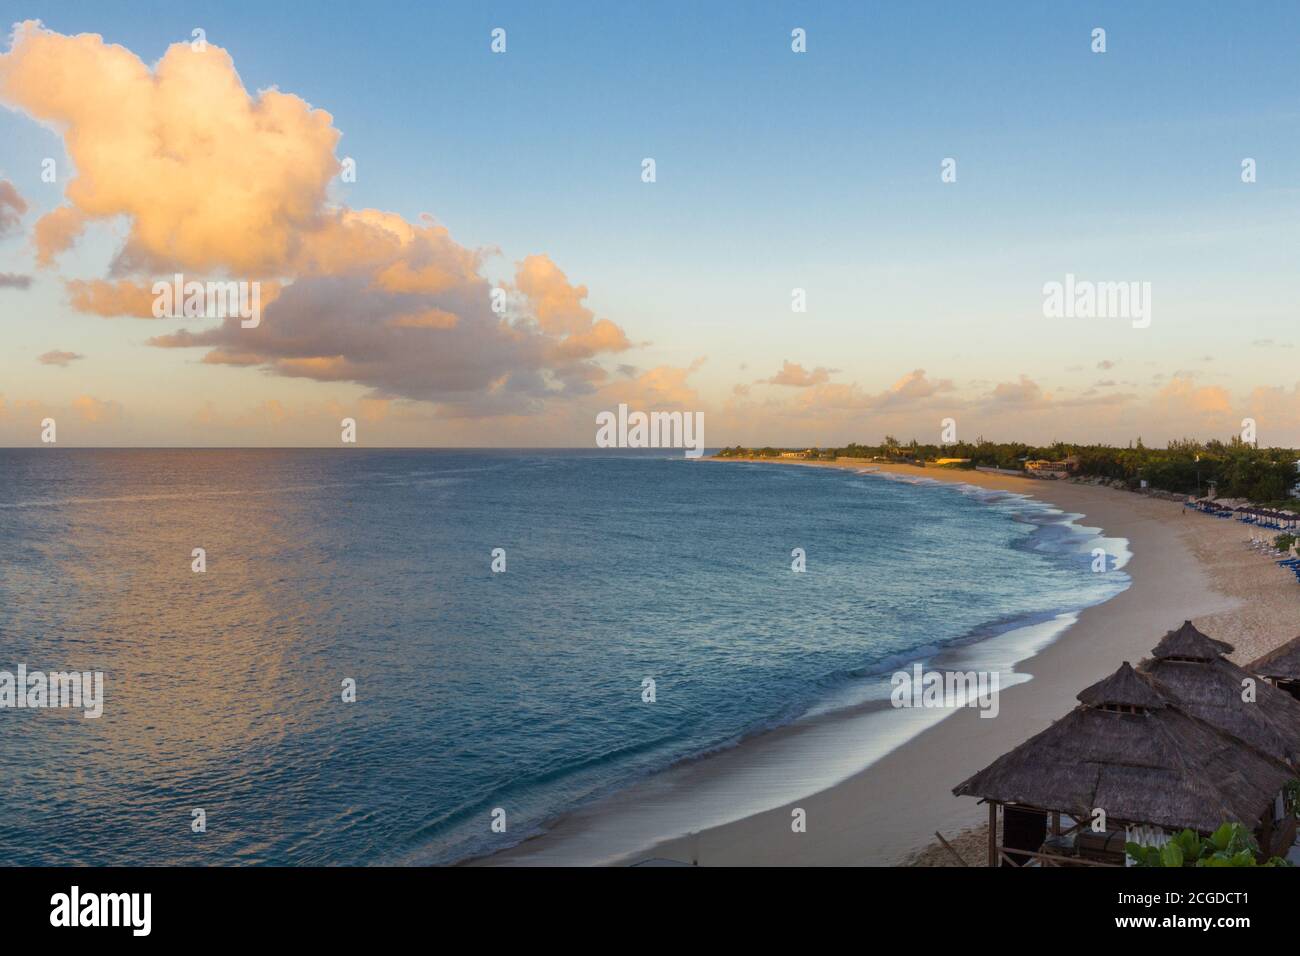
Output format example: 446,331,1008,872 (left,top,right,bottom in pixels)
1052,811,1061,836
934,831,970,867
988,802,998,868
